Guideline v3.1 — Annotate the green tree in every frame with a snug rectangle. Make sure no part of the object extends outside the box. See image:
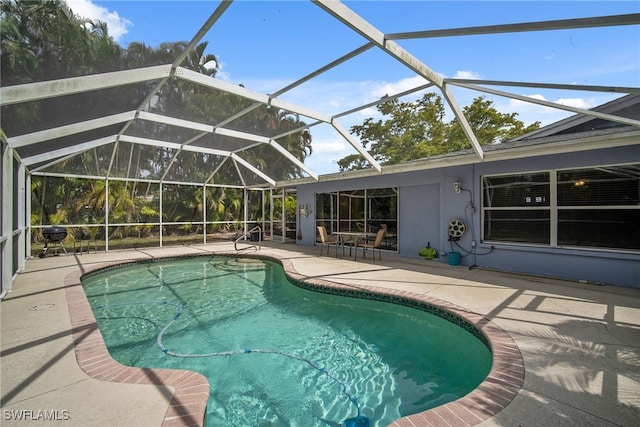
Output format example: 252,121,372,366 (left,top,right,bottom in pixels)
4,0,313,241
446,96,541,152
1,0,127,136
339,93,540,171
0,0,122,85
